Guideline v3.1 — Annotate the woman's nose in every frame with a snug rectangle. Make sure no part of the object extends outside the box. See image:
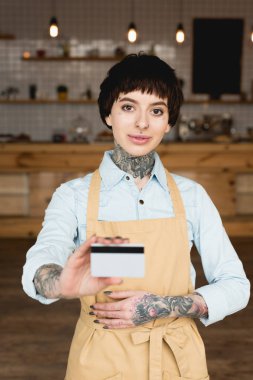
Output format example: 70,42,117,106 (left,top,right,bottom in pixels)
136,112,149,129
